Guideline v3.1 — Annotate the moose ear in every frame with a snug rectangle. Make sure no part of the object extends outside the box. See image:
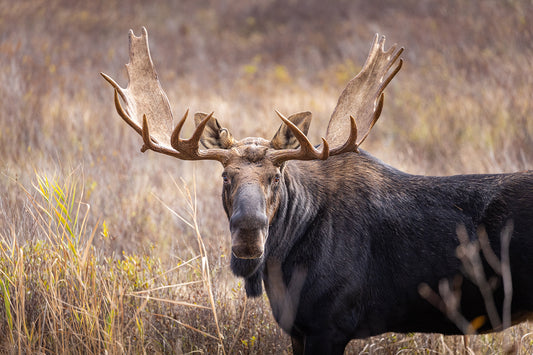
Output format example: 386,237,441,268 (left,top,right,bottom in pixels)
271,111,312,149
194,112,235,149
